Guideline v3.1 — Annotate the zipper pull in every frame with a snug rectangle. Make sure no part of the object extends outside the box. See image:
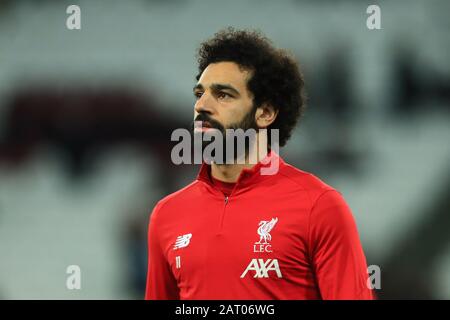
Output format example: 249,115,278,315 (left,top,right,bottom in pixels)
224,196,229,204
